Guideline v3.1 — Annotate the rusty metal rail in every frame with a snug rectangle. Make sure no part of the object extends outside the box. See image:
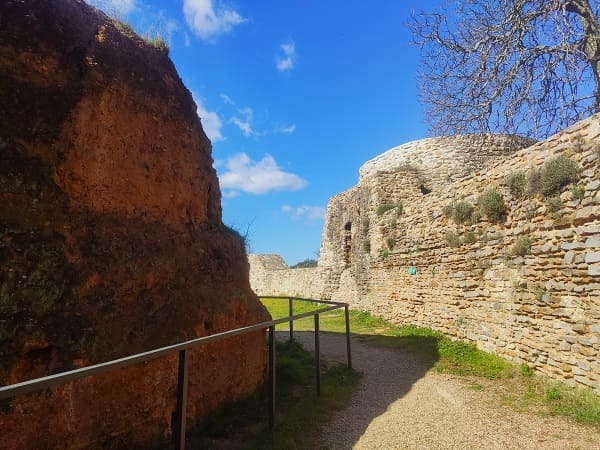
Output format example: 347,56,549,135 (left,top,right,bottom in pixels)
0,296,352,450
